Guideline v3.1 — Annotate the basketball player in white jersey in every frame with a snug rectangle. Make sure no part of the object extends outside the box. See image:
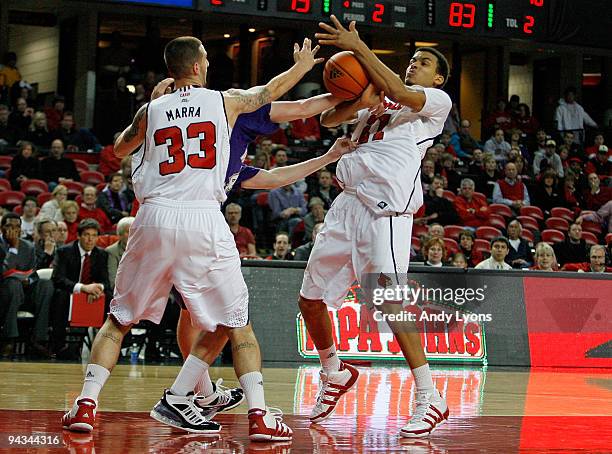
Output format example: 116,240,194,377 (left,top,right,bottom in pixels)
293,17,453,437
62,36,324,440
